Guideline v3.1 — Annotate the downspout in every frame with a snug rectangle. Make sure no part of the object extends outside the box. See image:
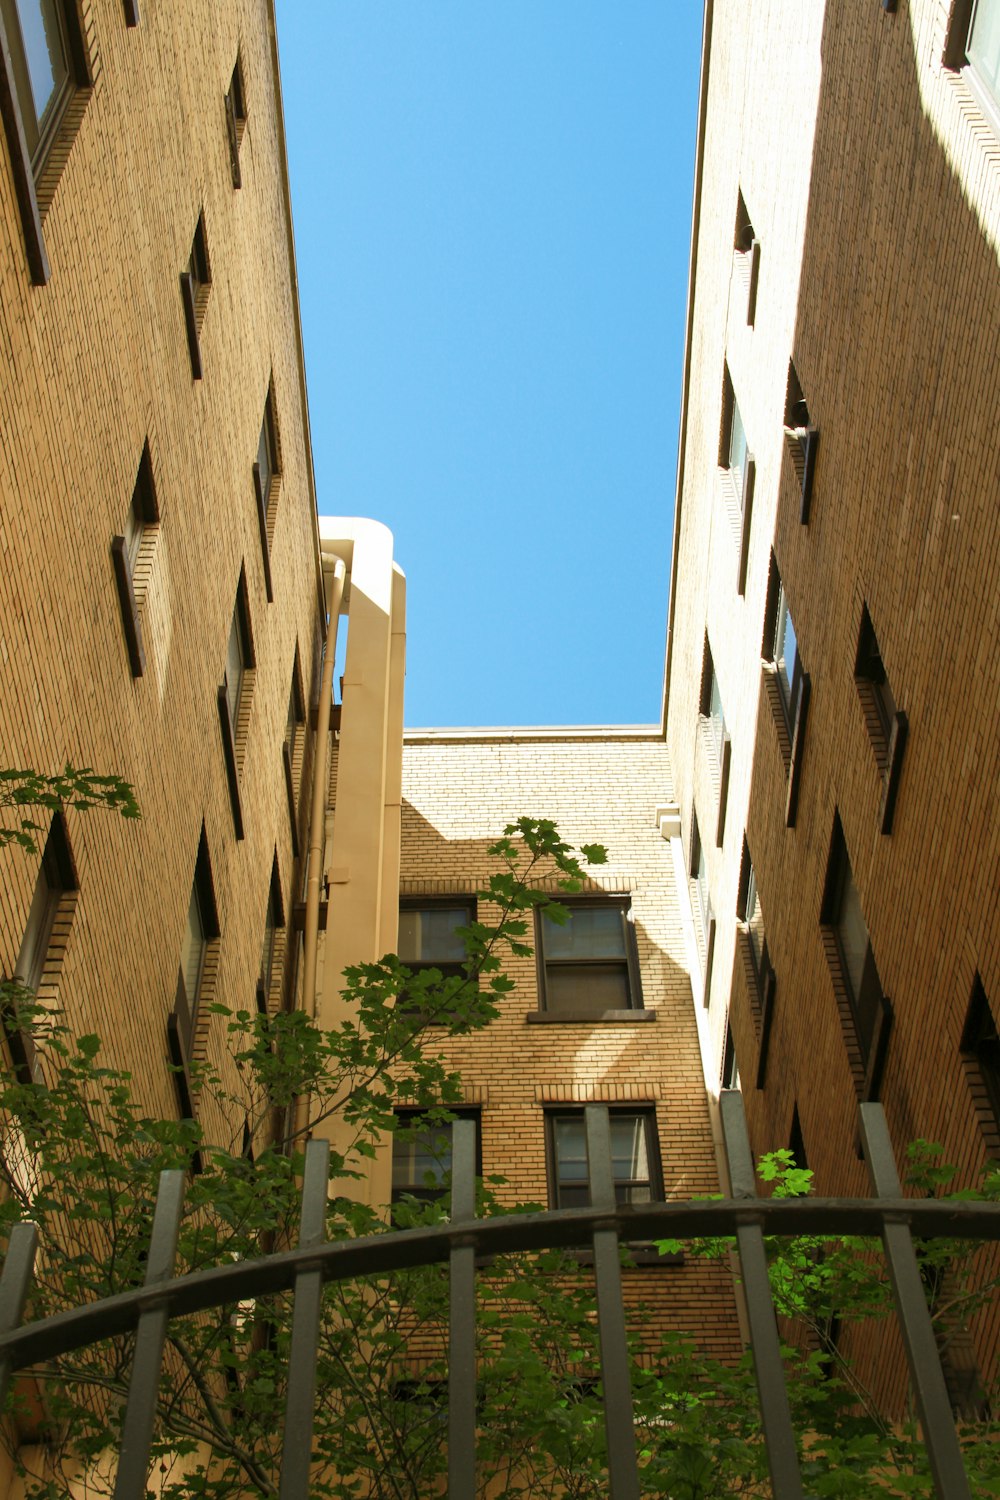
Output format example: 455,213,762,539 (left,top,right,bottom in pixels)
301,552,346,1020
